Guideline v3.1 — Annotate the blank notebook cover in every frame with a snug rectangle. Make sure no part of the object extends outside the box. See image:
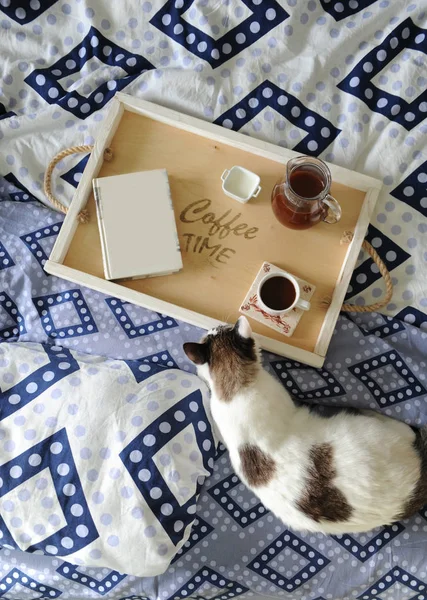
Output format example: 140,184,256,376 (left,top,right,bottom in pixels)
93,169,182,281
